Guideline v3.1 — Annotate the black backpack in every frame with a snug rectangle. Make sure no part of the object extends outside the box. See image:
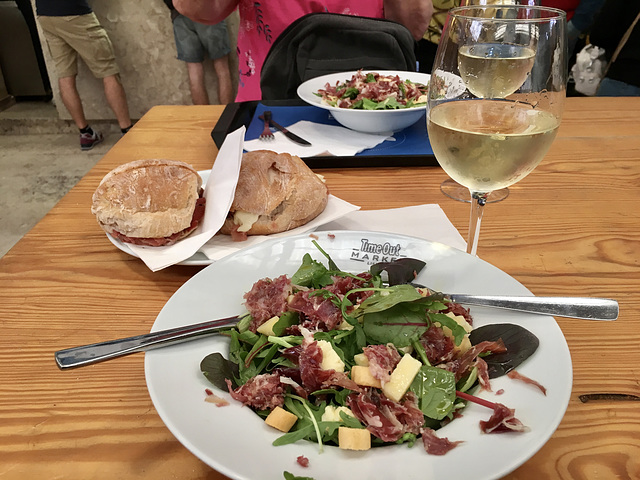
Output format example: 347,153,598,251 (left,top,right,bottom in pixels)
260,12,417,100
